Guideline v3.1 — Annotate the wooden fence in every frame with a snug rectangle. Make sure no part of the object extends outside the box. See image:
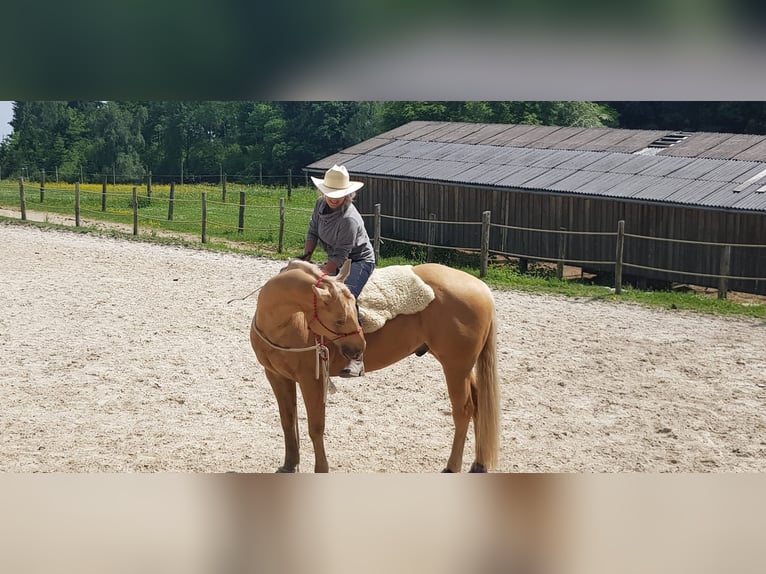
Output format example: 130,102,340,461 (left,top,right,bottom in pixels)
5,178,766,298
